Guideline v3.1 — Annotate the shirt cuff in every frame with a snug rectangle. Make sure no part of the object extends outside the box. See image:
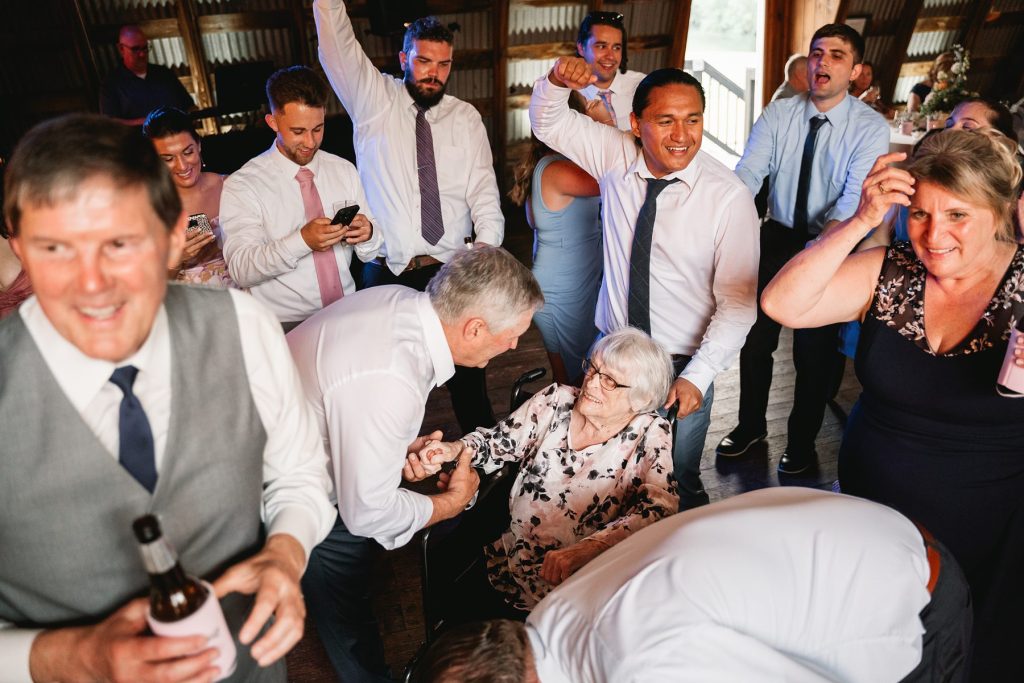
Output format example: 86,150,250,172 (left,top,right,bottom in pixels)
679,358,715,396
283,229,312,262
0,629,42,683
265,506,321,569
